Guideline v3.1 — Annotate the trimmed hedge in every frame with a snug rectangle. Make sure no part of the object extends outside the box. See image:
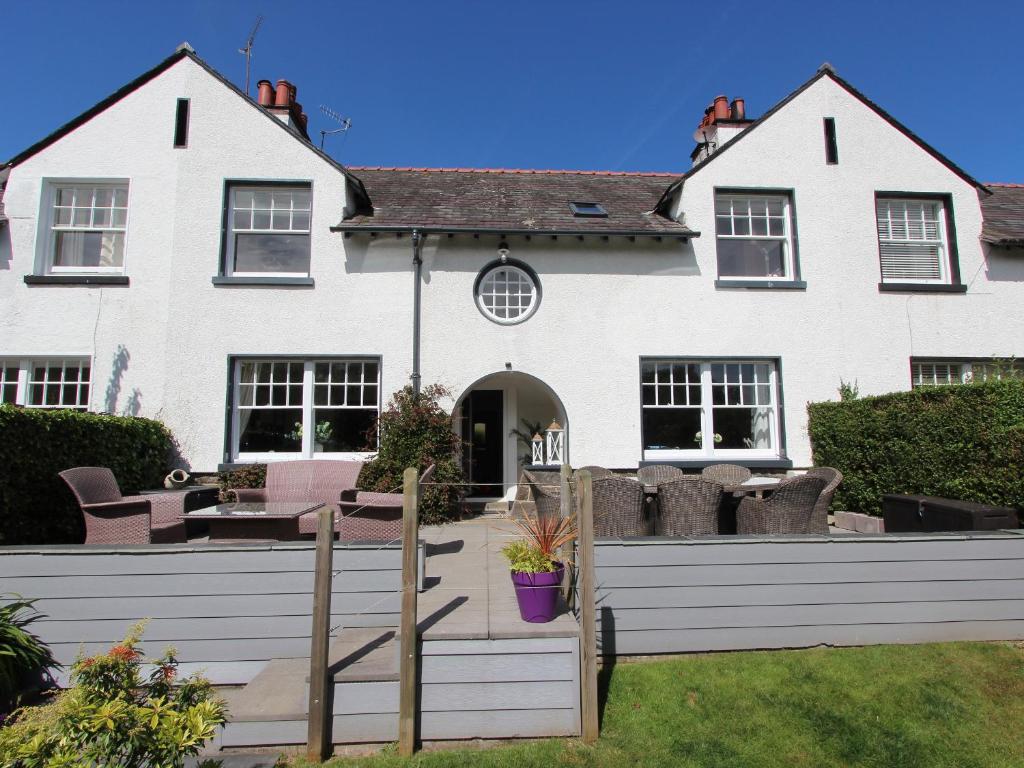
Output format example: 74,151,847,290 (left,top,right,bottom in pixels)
807,379,1024,517
0,405,174,544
